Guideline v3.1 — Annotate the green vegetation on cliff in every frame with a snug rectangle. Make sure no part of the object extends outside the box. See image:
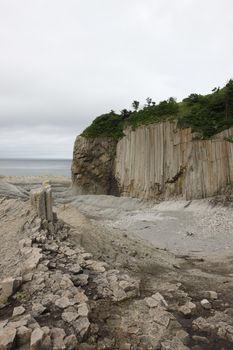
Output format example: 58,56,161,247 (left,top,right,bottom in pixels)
81,80,233,140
